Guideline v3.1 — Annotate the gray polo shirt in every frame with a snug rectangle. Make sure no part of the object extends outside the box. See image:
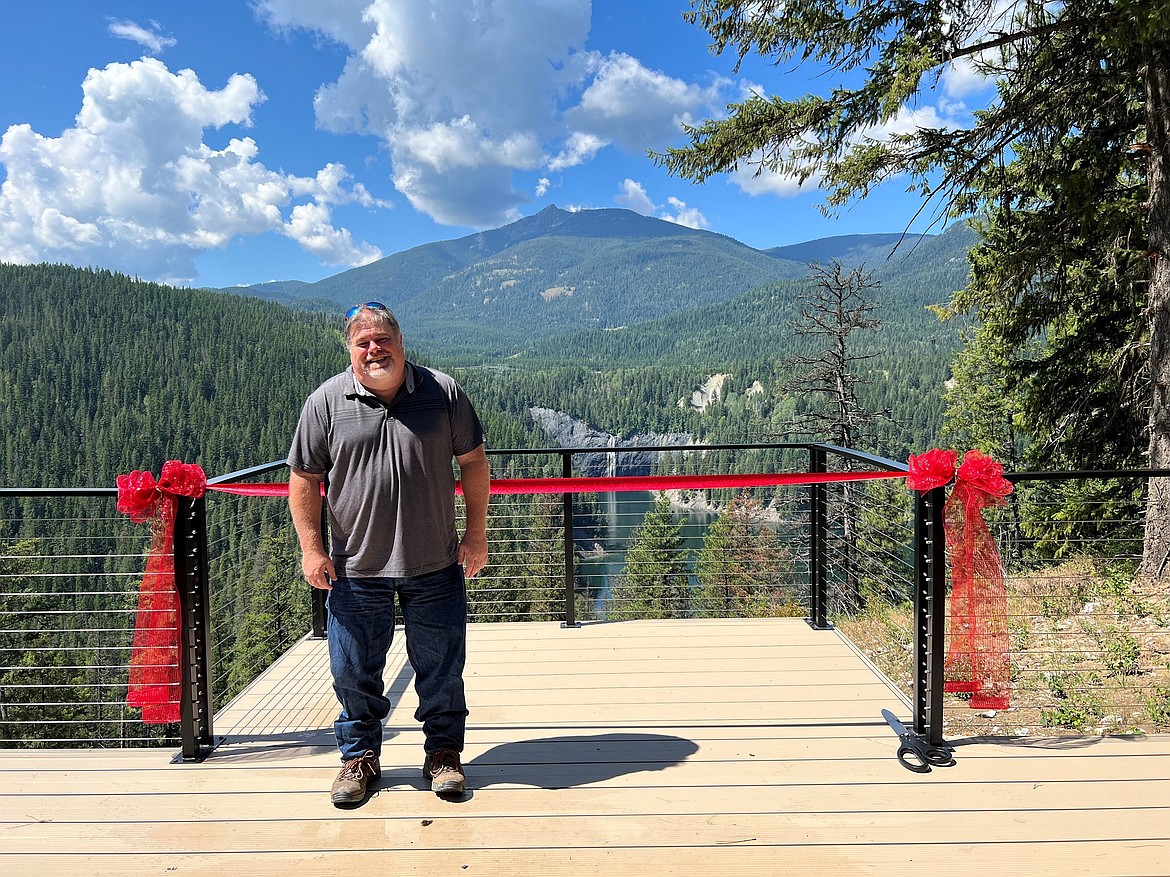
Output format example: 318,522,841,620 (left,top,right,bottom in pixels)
288,362,484,578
